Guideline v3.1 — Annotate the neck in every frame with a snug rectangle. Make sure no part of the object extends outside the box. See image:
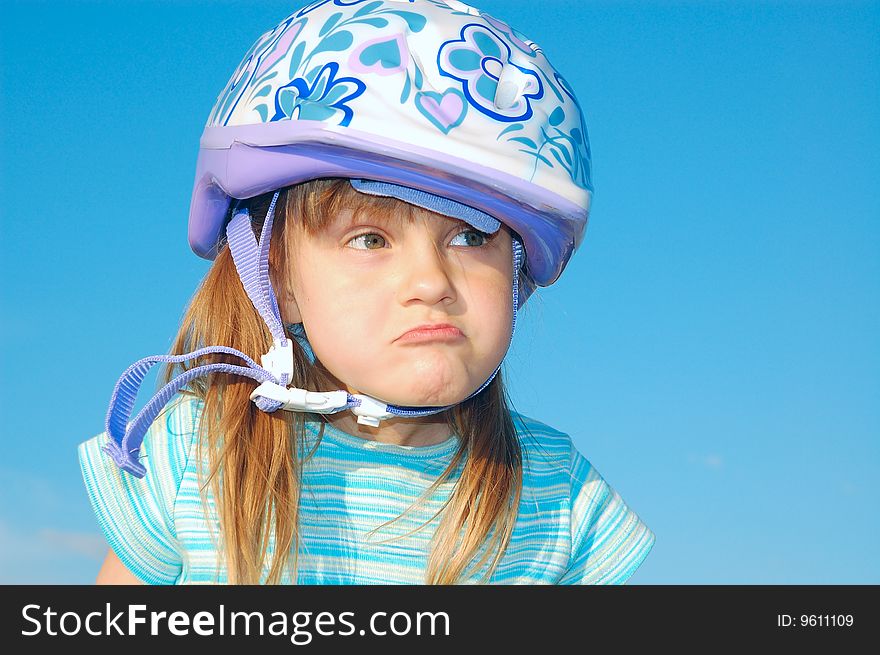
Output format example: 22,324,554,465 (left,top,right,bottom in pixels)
325,411,454,447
